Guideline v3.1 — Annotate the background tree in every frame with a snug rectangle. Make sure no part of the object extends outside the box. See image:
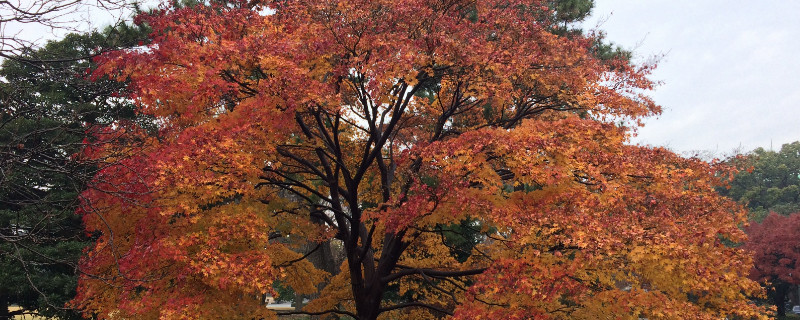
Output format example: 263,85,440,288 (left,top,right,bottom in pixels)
74,0,767,319
720,141,800,317
721,141,800,221
0,24,148,319
745,212,800,317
